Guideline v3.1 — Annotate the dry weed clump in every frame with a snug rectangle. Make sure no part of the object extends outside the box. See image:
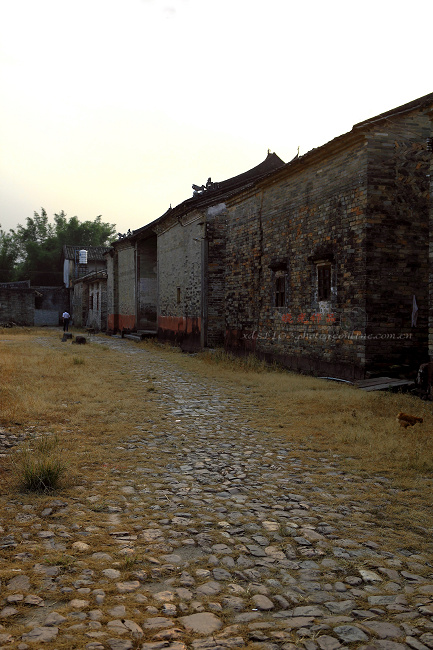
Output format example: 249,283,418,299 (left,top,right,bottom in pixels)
12,434,69,492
